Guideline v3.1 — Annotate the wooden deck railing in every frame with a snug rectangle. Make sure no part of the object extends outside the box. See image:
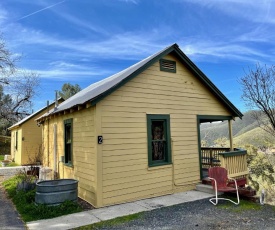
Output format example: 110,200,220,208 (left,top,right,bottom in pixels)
201,147,248,179
201,147,228,168
218,149,249,179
